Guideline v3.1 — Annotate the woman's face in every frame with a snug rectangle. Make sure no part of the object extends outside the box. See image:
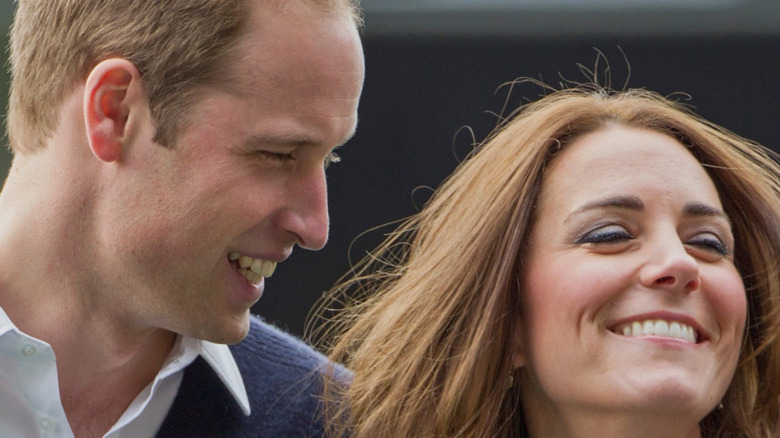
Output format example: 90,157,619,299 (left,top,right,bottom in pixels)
518,125,746,433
